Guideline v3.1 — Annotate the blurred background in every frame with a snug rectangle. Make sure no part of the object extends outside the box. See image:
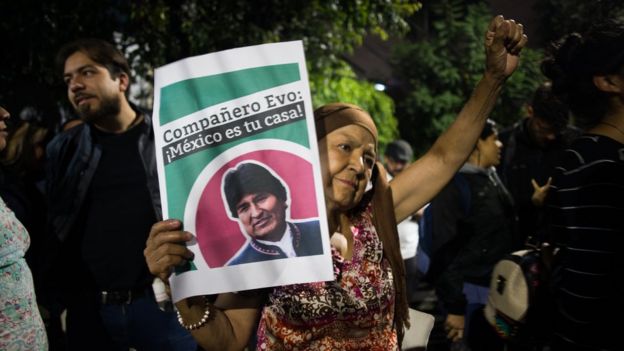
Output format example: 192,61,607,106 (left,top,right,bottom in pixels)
1,0,623,154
